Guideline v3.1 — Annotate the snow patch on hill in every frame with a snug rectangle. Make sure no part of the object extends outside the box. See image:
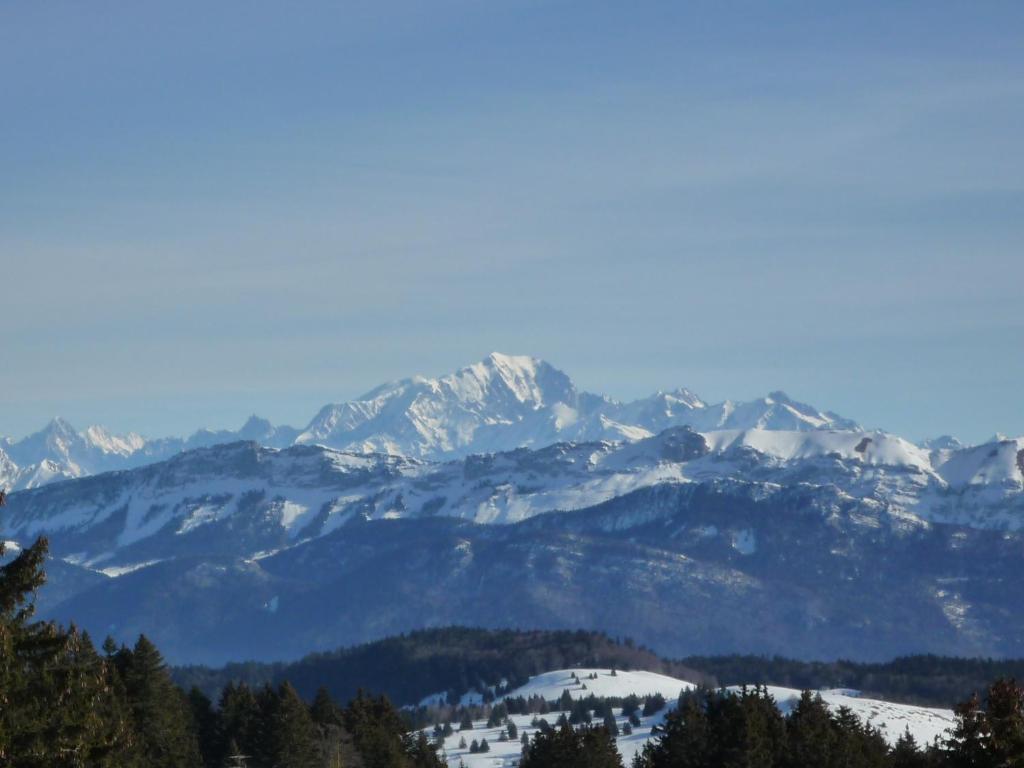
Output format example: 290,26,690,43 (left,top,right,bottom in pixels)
503,668,695,703
426,669,956,768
